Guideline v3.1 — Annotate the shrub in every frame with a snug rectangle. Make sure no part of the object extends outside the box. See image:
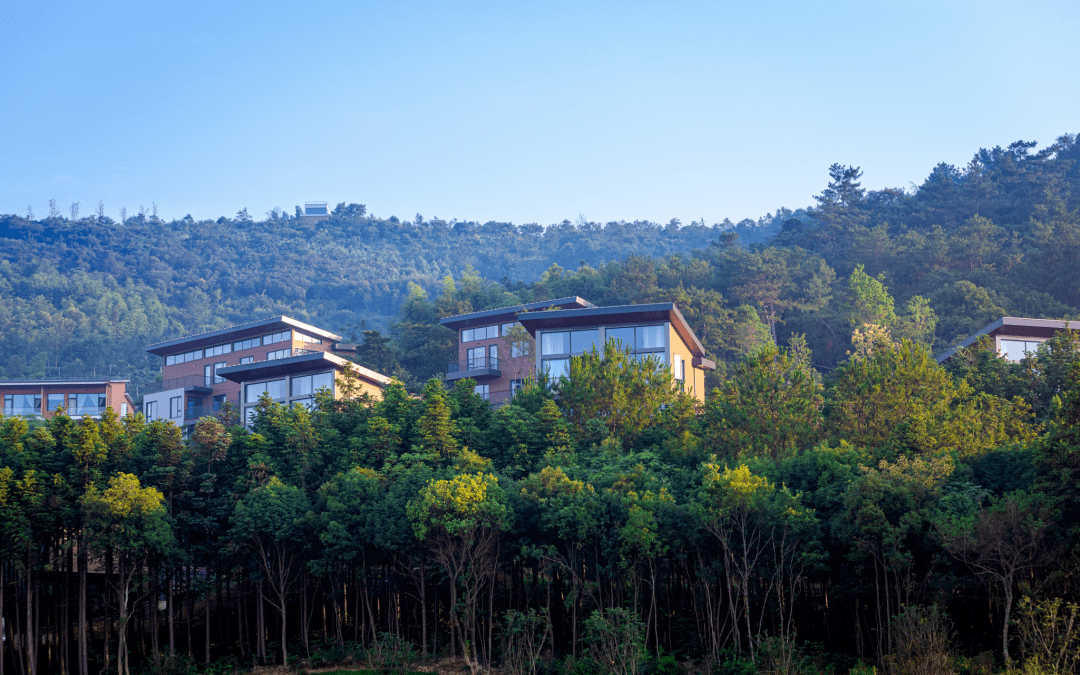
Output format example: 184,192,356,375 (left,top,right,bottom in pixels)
885,605,953,675
758,634,808,675
365,632,418,675
1014,596,1080,674
585,607,646,675
502,608,552,675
